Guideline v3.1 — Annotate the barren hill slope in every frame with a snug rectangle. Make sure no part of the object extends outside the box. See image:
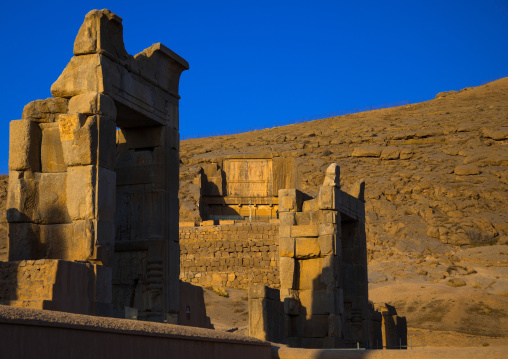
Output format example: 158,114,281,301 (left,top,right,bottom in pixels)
179,78,508,341
180,78,508,251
